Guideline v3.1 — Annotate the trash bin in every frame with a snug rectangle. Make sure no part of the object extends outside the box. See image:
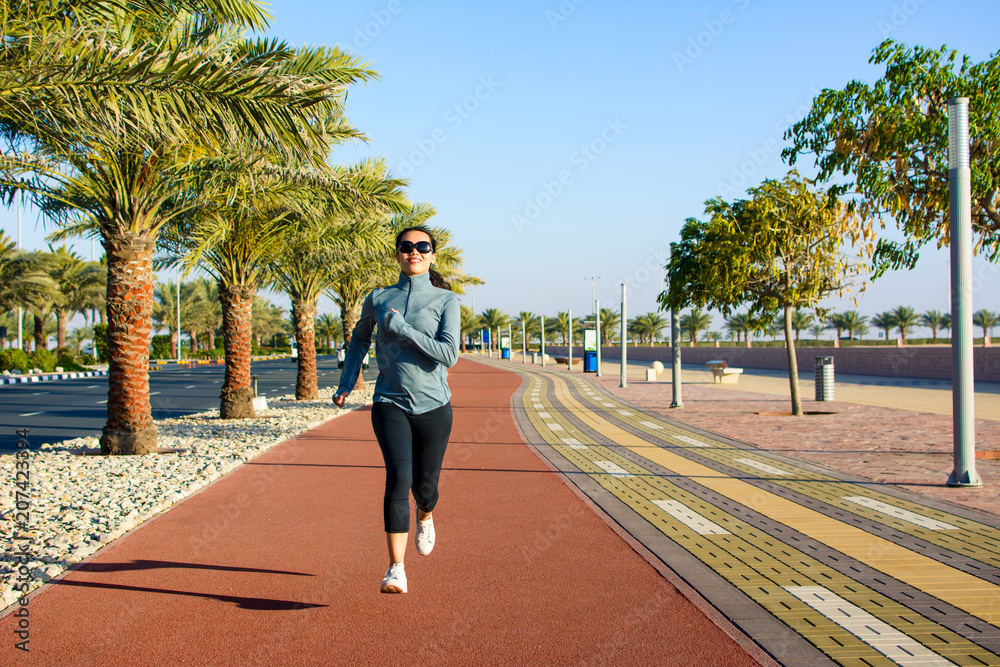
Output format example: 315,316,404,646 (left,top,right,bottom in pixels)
583,350,597,372
815,356,834,401
501,347,510,360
